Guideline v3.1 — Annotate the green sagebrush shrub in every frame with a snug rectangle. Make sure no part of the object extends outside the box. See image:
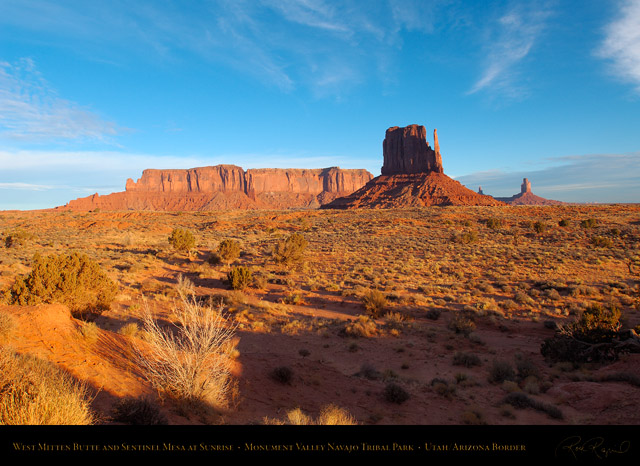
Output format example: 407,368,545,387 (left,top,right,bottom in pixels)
168,228,196,252
227,266,252,290
217,239,241,265
10,252,117,320
272,233,307,265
